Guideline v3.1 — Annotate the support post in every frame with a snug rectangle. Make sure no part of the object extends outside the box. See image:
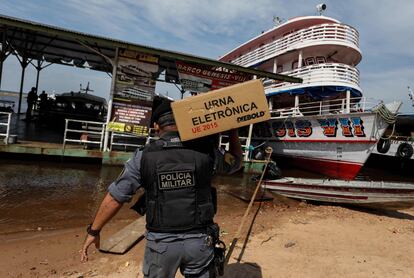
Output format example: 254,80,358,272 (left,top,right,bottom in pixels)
17,57,28,115
272,58,278,73
103,47,119,152
294,95,300,115
298,50,303,68
244,124,253,161
346,90,351,113
35,60,41,91
0,30,5,90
